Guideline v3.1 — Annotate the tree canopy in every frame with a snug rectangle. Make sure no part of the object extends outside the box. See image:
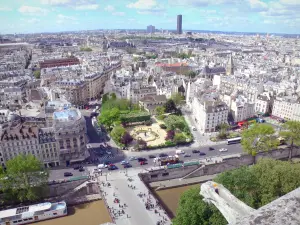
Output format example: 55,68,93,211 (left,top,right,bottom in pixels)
241,123,278,159
155,106,165,116
98,107,120,130
174,158,300,225
173,187,227,225
33,70,41,79
0,154,49,203
164,99,177,113
171,93,185,106
110,125,126,144
279,120,300,159
164,115,189,133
